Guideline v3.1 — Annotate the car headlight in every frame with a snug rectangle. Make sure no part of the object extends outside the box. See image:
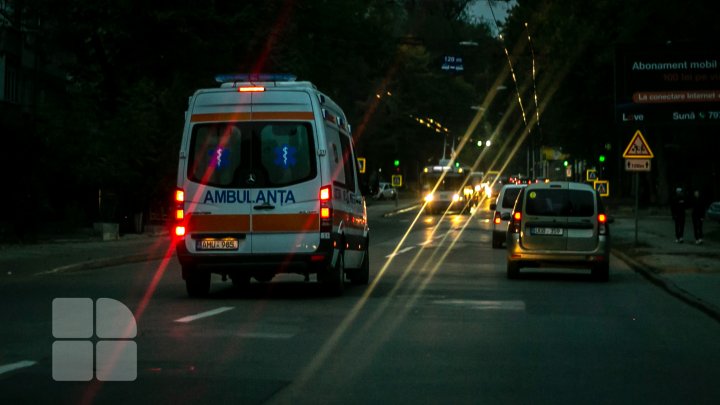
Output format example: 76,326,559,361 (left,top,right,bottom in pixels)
463,187,473,196
452,194,461,202
424,193,434,202
474,185,482,192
